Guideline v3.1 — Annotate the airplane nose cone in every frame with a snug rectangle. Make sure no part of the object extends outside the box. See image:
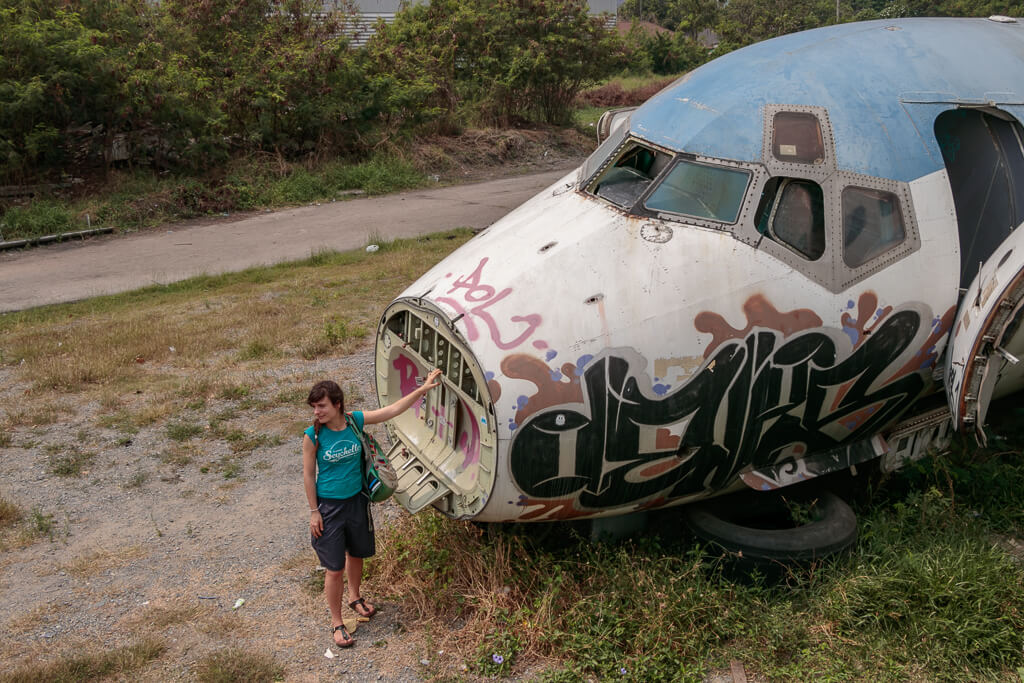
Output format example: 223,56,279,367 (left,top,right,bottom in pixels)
375,301,497,519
